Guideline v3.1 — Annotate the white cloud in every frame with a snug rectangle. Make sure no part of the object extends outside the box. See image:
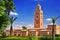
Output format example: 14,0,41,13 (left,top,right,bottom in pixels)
13,24,23,29
6,24,34,30
20,22,24,24
27,24,34,28
10,11,18,16
50,23,53,24
6,25,22,30
46,18,52,21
